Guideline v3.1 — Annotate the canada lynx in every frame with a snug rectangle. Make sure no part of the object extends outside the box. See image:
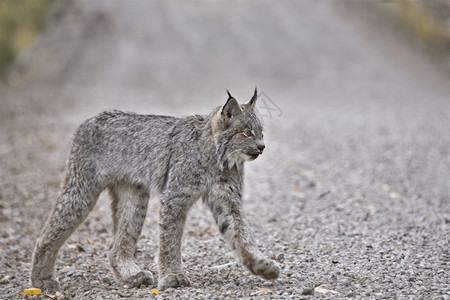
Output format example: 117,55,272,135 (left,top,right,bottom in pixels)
31,89,280,291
